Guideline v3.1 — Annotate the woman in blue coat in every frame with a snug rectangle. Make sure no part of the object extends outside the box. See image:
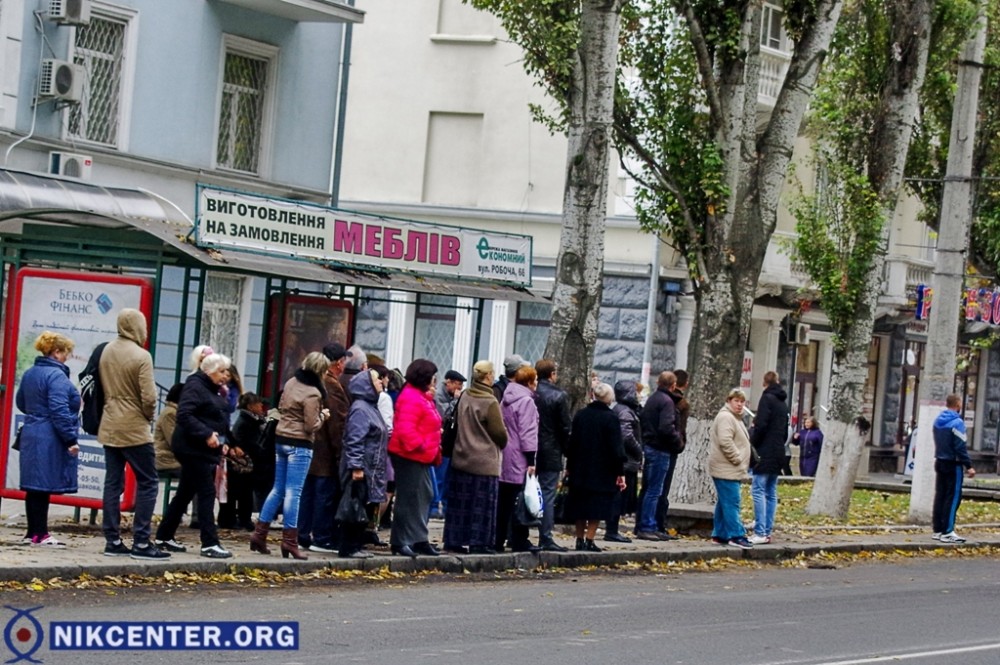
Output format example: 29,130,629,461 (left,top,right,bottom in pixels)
792,416,824,477
338,370,388,559
15,331,80,548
